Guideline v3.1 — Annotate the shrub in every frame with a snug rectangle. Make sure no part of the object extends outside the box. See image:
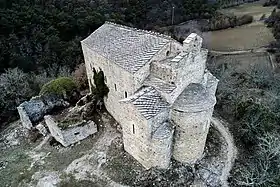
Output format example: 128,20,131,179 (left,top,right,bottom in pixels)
0,68,36,124
91,69,109,100
39,77,77,98
73,63,88,91
260,14,266,21
236,15,253,26
208,13,253,31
